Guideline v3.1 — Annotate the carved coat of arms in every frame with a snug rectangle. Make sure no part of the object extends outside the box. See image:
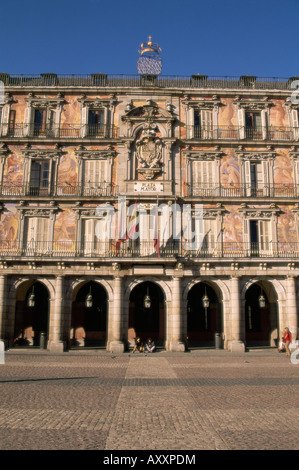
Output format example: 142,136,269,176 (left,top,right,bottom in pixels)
135,125,162,179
